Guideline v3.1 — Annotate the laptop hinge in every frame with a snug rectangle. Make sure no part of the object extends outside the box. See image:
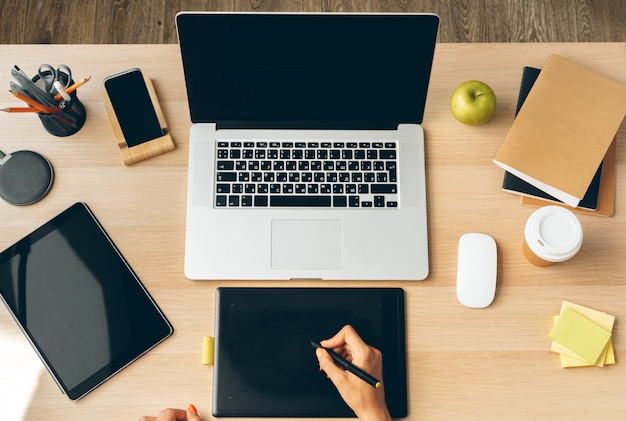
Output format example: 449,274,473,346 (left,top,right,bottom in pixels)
215,120,402,131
